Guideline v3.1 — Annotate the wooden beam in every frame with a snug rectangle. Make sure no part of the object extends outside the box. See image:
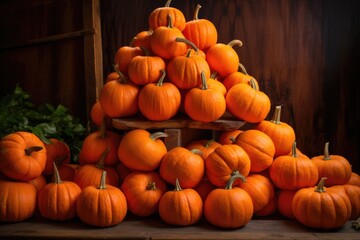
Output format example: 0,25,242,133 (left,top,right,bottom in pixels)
82,0,103,125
